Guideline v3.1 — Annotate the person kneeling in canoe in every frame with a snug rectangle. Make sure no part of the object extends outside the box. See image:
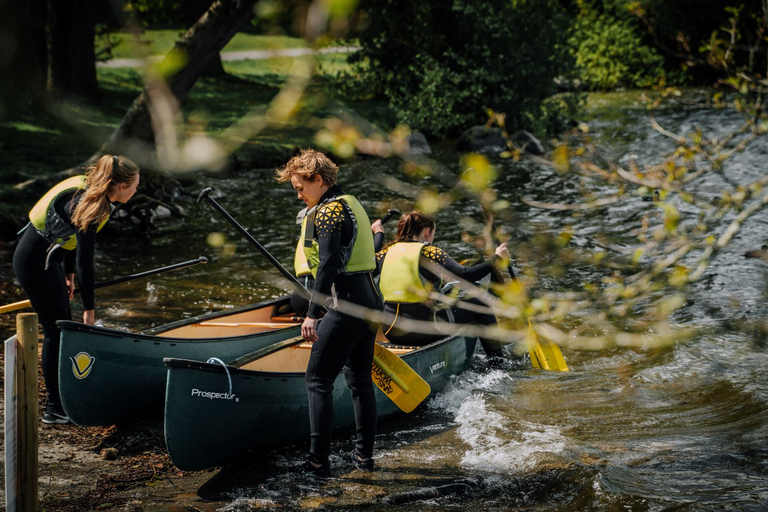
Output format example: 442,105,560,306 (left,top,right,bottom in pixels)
375,210,508,366
275,148,383,477
13,155,140,425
